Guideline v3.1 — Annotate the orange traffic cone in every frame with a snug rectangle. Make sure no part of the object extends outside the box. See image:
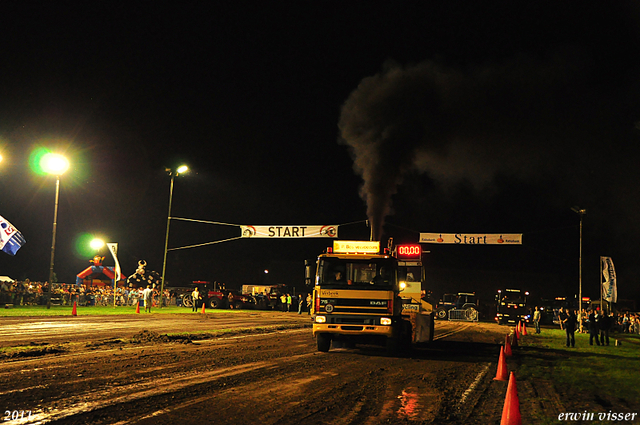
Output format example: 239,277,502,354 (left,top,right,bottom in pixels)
522,322,528,336
71,301,77,316
504,334,513,357
493,346,508,381
136,302,140,314
201,302,206,314
500,371,522,425
511,330,519,349
515,327,521,340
